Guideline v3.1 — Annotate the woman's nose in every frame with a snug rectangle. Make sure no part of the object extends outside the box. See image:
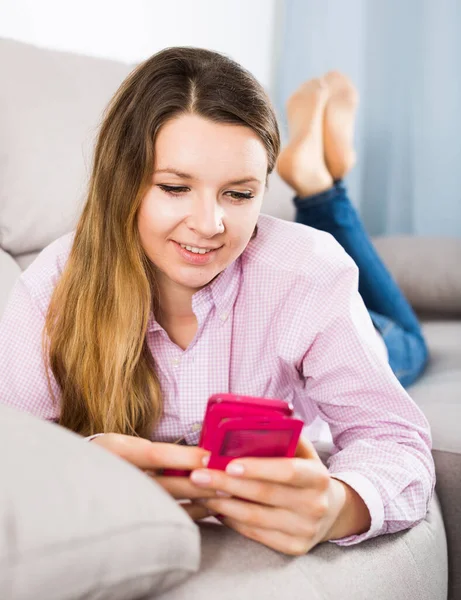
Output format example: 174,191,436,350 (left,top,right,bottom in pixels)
187,199,225,238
